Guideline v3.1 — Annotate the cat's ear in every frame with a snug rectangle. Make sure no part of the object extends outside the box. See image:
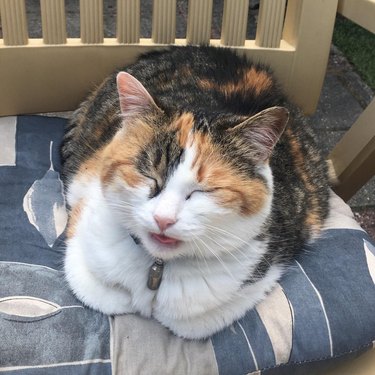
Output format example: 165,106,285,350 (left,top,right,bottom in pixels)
228,106,289,162
116,72,161,116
